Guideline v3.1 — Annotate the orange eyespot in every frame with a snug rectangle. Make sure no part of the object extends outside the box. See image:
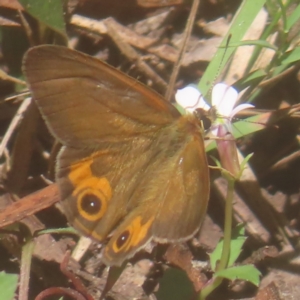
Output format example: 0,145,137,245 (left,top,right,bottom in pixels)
111,216,154,253
68,158,113,222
